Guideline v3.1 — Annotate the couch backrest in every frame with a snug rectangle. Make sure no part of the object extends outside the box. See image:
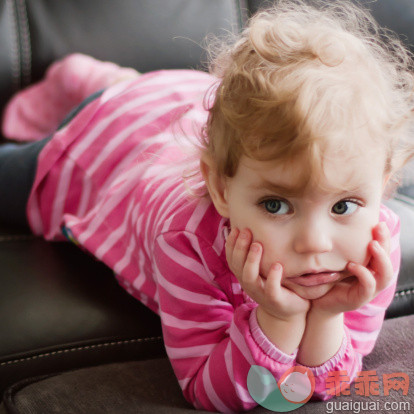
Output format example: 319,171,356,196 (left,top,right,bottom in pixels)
0,0,251,114
3,0,414,115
